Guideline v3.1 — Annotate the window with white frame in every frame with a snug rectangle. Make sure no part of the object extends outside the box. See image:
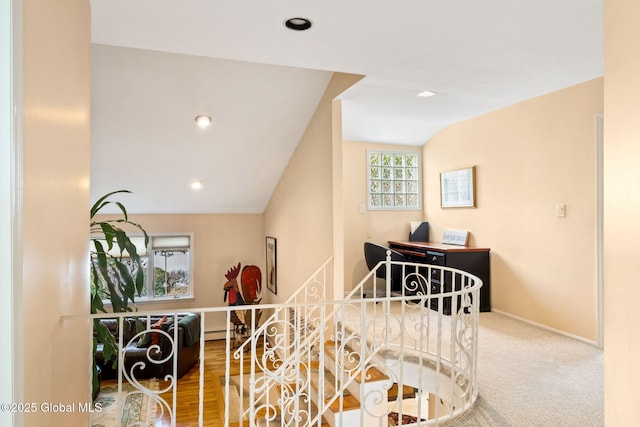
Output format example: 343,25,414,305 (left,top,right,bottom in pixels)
367,150,421,210
91,234,193,301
